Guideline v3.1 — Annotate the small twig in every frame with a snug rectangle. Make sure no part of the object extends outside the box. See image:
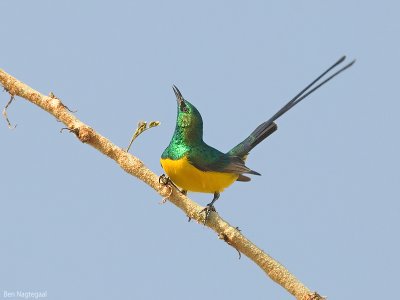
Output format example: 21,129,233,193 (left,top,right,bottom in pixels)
60,127,75,134
49,92,77,113
159,185,172,204
126,120,160,152
219,230,242,259
2,94,17,129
